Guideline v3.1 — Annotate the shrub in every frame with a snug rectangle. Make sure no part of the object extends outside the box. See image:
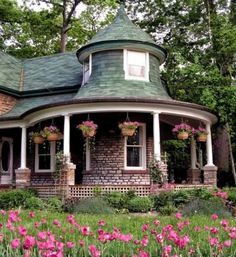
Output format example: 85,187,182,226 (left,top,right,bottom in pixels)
189,188,214,200
170,190,192,207
104,192,127,209
64,197,115,214
47,197,63,212
24,196,45,210
181,198,231,217
152,192,173,210
159,204,178,215
0,189,37,209
126,197,153,213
